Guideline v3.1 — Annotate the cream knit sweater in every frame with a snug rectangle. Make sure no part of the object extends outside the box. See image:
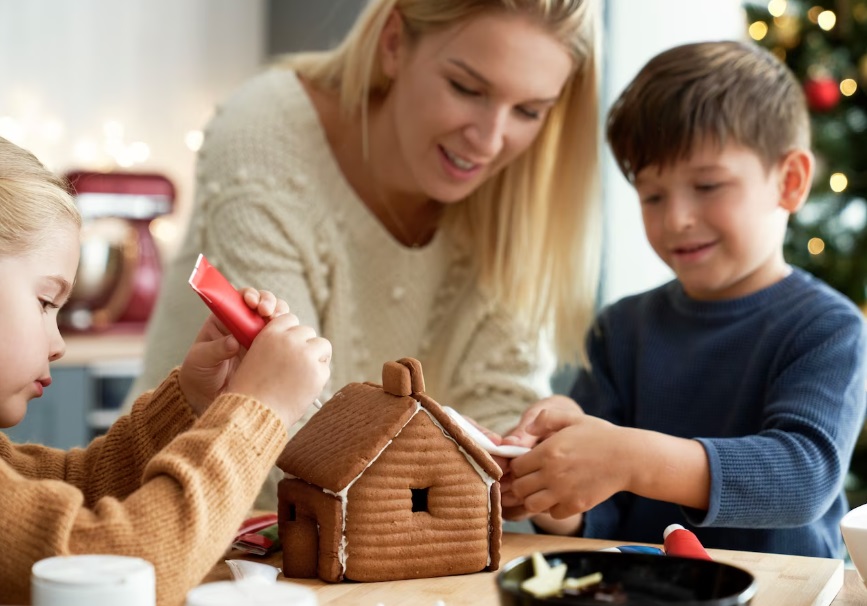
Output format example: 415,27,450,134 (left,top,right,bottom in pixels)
128,69,555,503
0,370,287,606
